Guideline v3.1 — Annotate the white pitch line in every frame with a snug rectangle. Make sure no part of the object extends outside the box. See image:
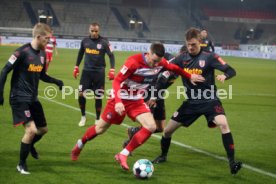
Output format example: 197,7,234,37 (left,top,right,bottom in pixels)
39,96,276,179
